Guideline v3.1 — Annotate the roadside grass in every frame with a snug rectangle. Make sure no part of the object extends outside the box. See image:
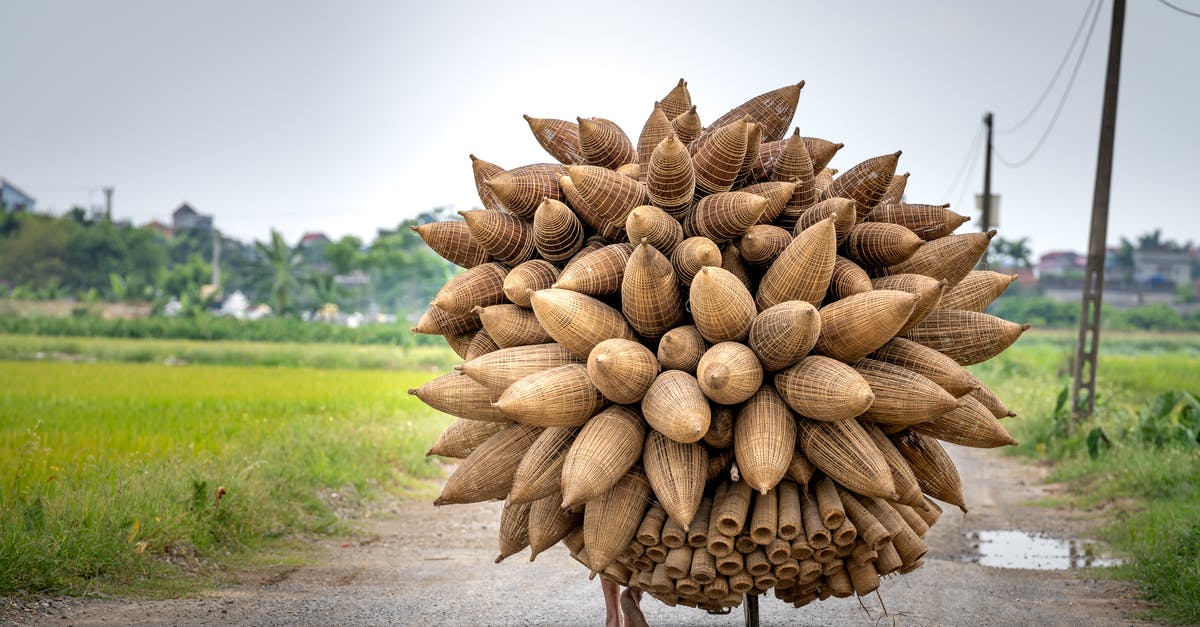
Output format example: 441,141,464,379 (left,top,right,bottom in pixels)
0,333,458,371
0,360,454,596
977,330,1200,623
